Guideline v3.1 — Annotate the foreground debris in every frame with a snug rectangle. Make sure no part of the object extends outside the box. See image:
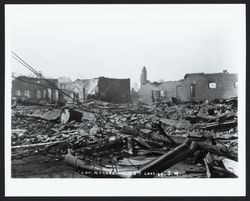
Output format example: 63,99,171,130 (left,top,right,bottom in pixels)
11,97,238,178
